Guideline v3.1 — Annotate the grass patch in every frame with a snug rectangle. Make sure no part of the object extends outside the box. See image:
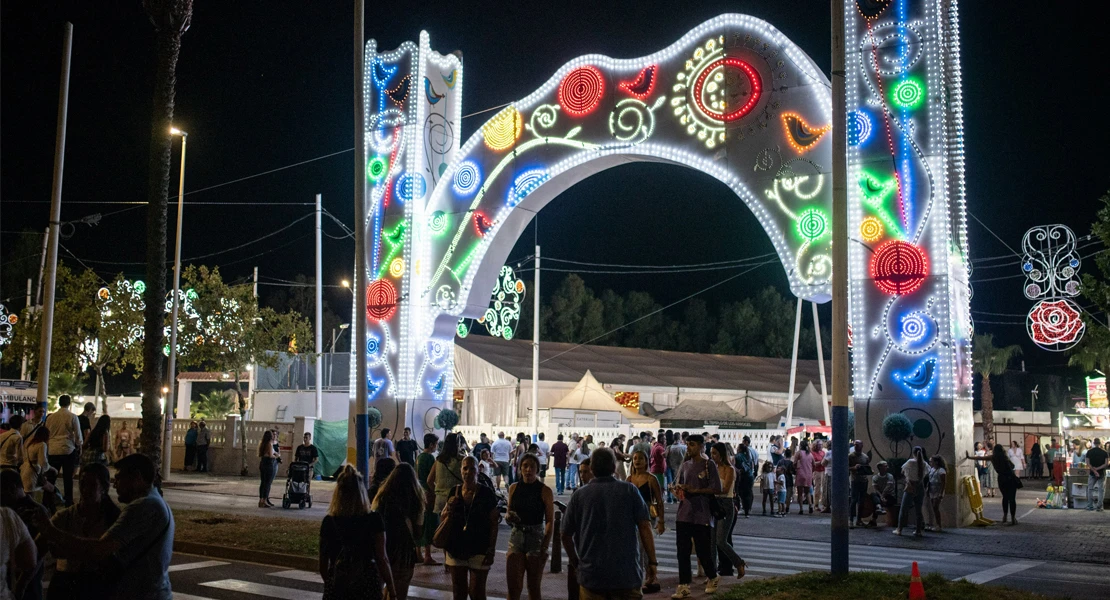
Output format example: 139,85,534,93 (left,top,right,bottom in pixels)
717,571,1054,600
174,509,319,557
